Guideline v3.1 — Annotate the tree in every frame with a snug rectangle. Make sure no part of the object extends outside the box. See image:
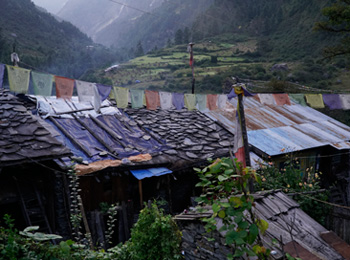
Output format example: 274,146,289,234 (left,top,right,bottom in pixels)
315,0,350,58
183,27,190,44
134,41,144,57
174,29,183,45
